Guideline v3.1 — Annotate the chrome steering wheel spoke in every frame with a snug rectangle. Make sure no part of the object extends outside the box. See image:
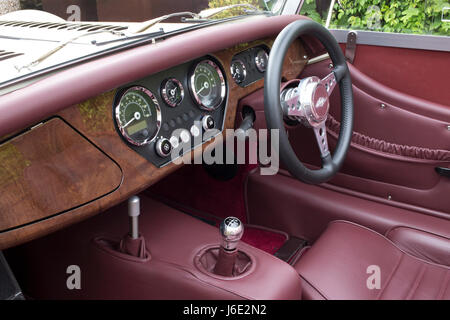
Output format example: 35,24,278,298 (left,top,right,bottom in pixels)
284,93,304,119
321,71,338,97
313,121,330,158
